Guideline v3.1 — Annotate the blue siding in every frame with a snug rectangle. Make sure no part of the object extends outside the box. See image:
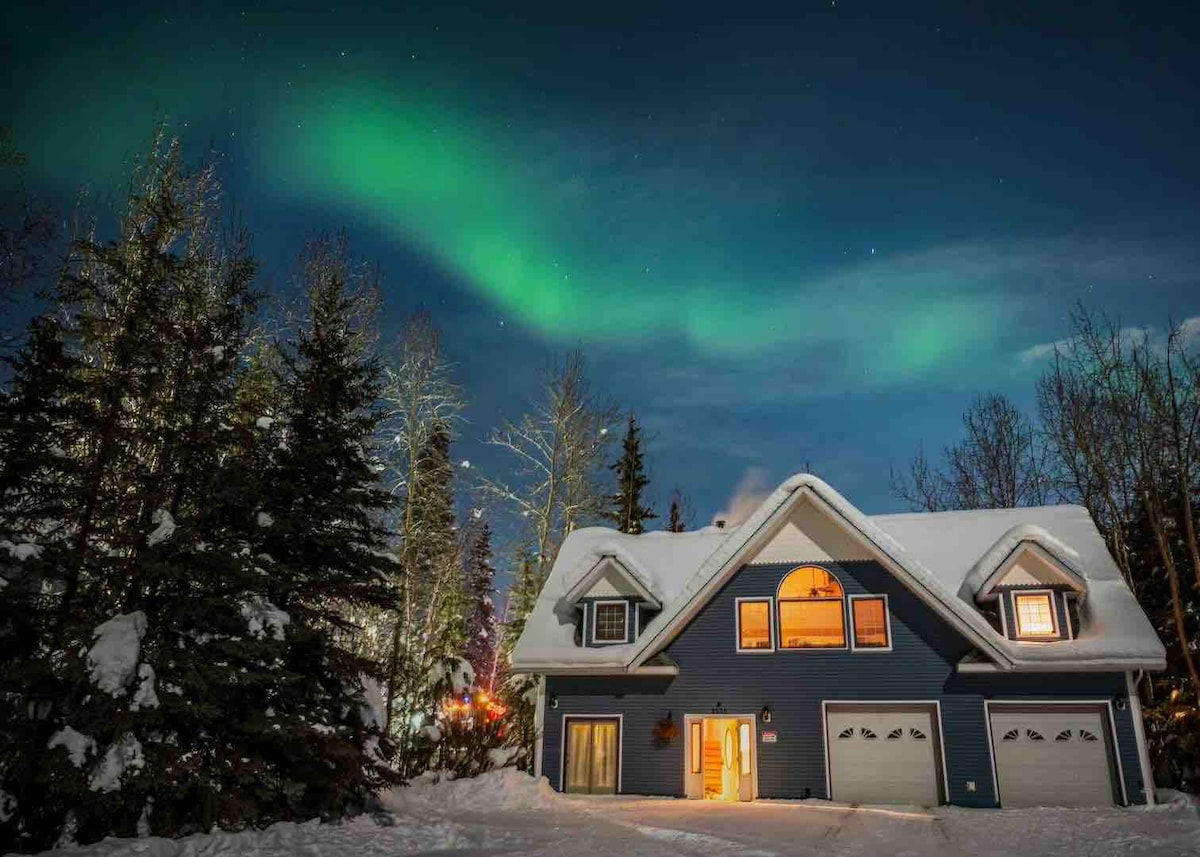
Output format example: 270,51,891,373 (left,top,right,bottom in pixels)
543,560,1145,806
